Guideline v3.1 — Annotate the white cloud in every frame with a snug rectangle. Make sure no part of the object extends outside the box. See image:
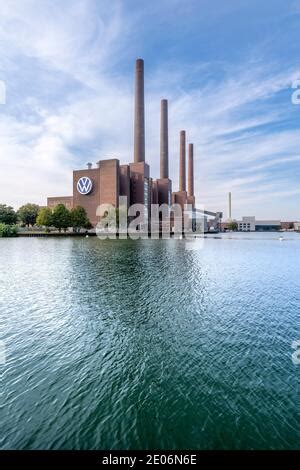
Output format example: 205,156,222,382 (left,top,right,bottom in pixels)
0,0,299,220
